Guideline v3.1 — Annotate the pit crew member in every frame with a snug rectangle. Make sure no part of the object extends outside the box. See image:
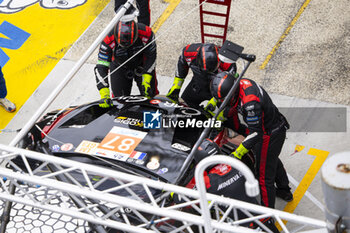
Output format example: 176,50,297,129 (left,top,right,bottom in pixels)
210,71,293,208
94,20,158,108
166,43,236,108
